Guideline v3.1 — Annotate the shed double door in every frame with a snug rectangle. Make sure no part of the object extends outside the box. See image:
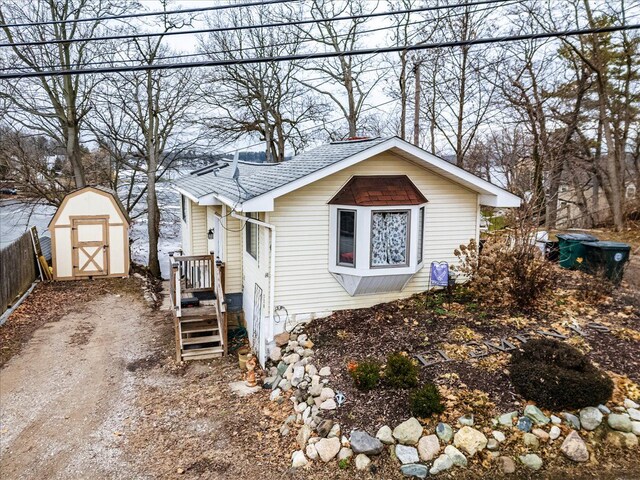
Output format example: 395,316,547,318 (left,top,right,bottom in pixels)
72,216,109,277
